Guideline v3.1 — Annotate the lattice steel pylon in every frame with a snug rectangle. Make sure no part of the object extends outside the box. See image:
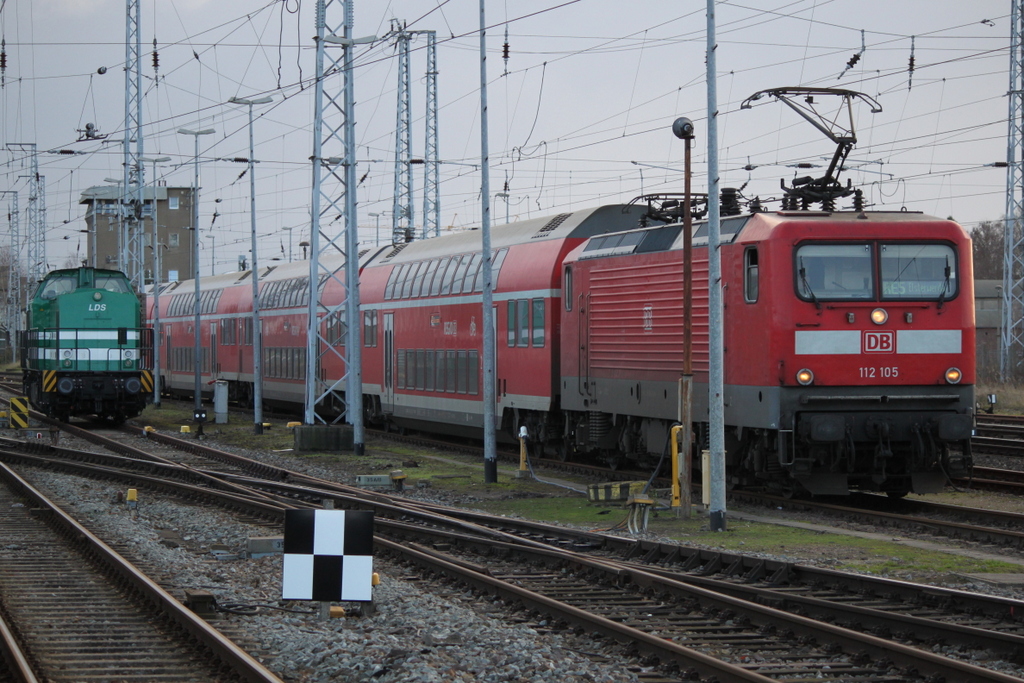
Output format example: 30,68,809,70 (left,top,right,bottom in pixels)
8,144,45,284
392,27,414,244
0,190,19,357
1003,1,1024,381
122,0,145,289
306,0,366,454
422,31,439,239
